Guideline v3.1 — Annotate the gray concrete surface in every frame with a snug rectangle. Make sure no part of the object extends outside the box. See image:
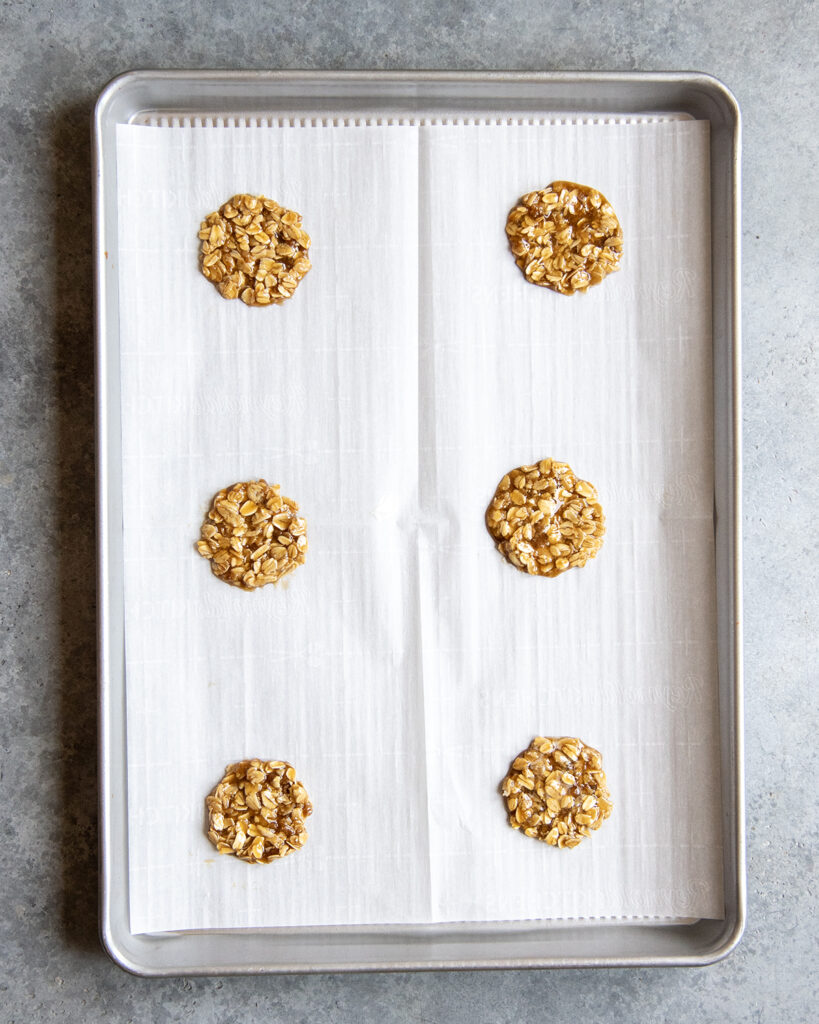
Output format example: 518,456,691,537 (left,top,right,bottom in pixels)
0,1,816,1021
